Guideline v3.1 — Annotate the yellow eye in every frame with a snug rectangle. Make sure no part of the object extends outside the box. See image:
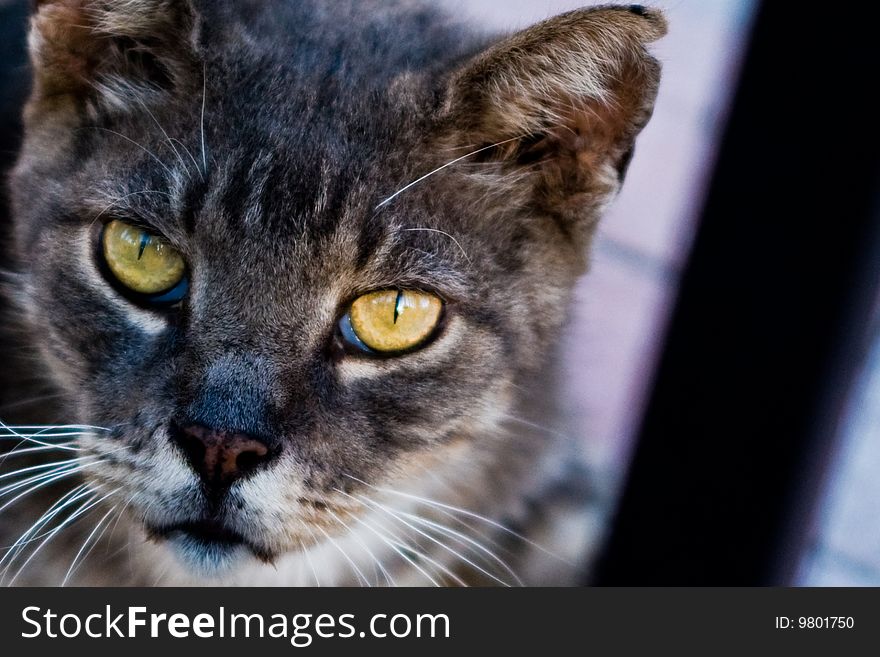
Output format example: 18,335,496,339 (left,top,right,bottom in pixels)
347,290,443,353
101,220,186,296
